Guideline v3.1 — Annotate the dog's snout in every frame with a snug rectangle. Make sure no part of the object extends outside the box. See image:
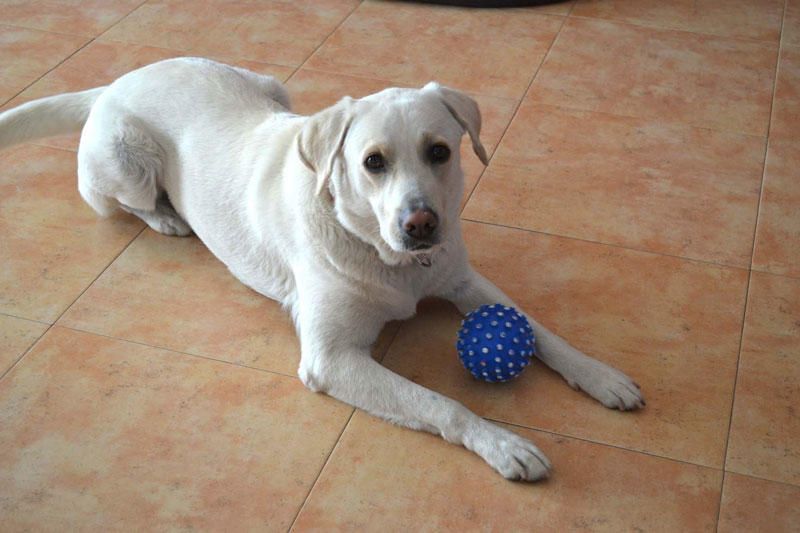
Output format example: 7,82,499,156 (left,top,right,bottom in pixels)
401,207,439,241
